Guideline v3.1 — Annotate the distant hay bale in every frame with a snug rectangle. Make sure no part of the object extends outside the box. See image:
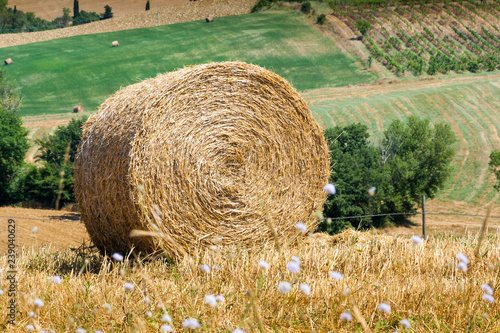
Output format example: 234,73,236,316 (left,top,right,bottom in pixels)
73,105,84,113
206,15,214,23
4,58,12,65
74,61,329,259
112,41,119,47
